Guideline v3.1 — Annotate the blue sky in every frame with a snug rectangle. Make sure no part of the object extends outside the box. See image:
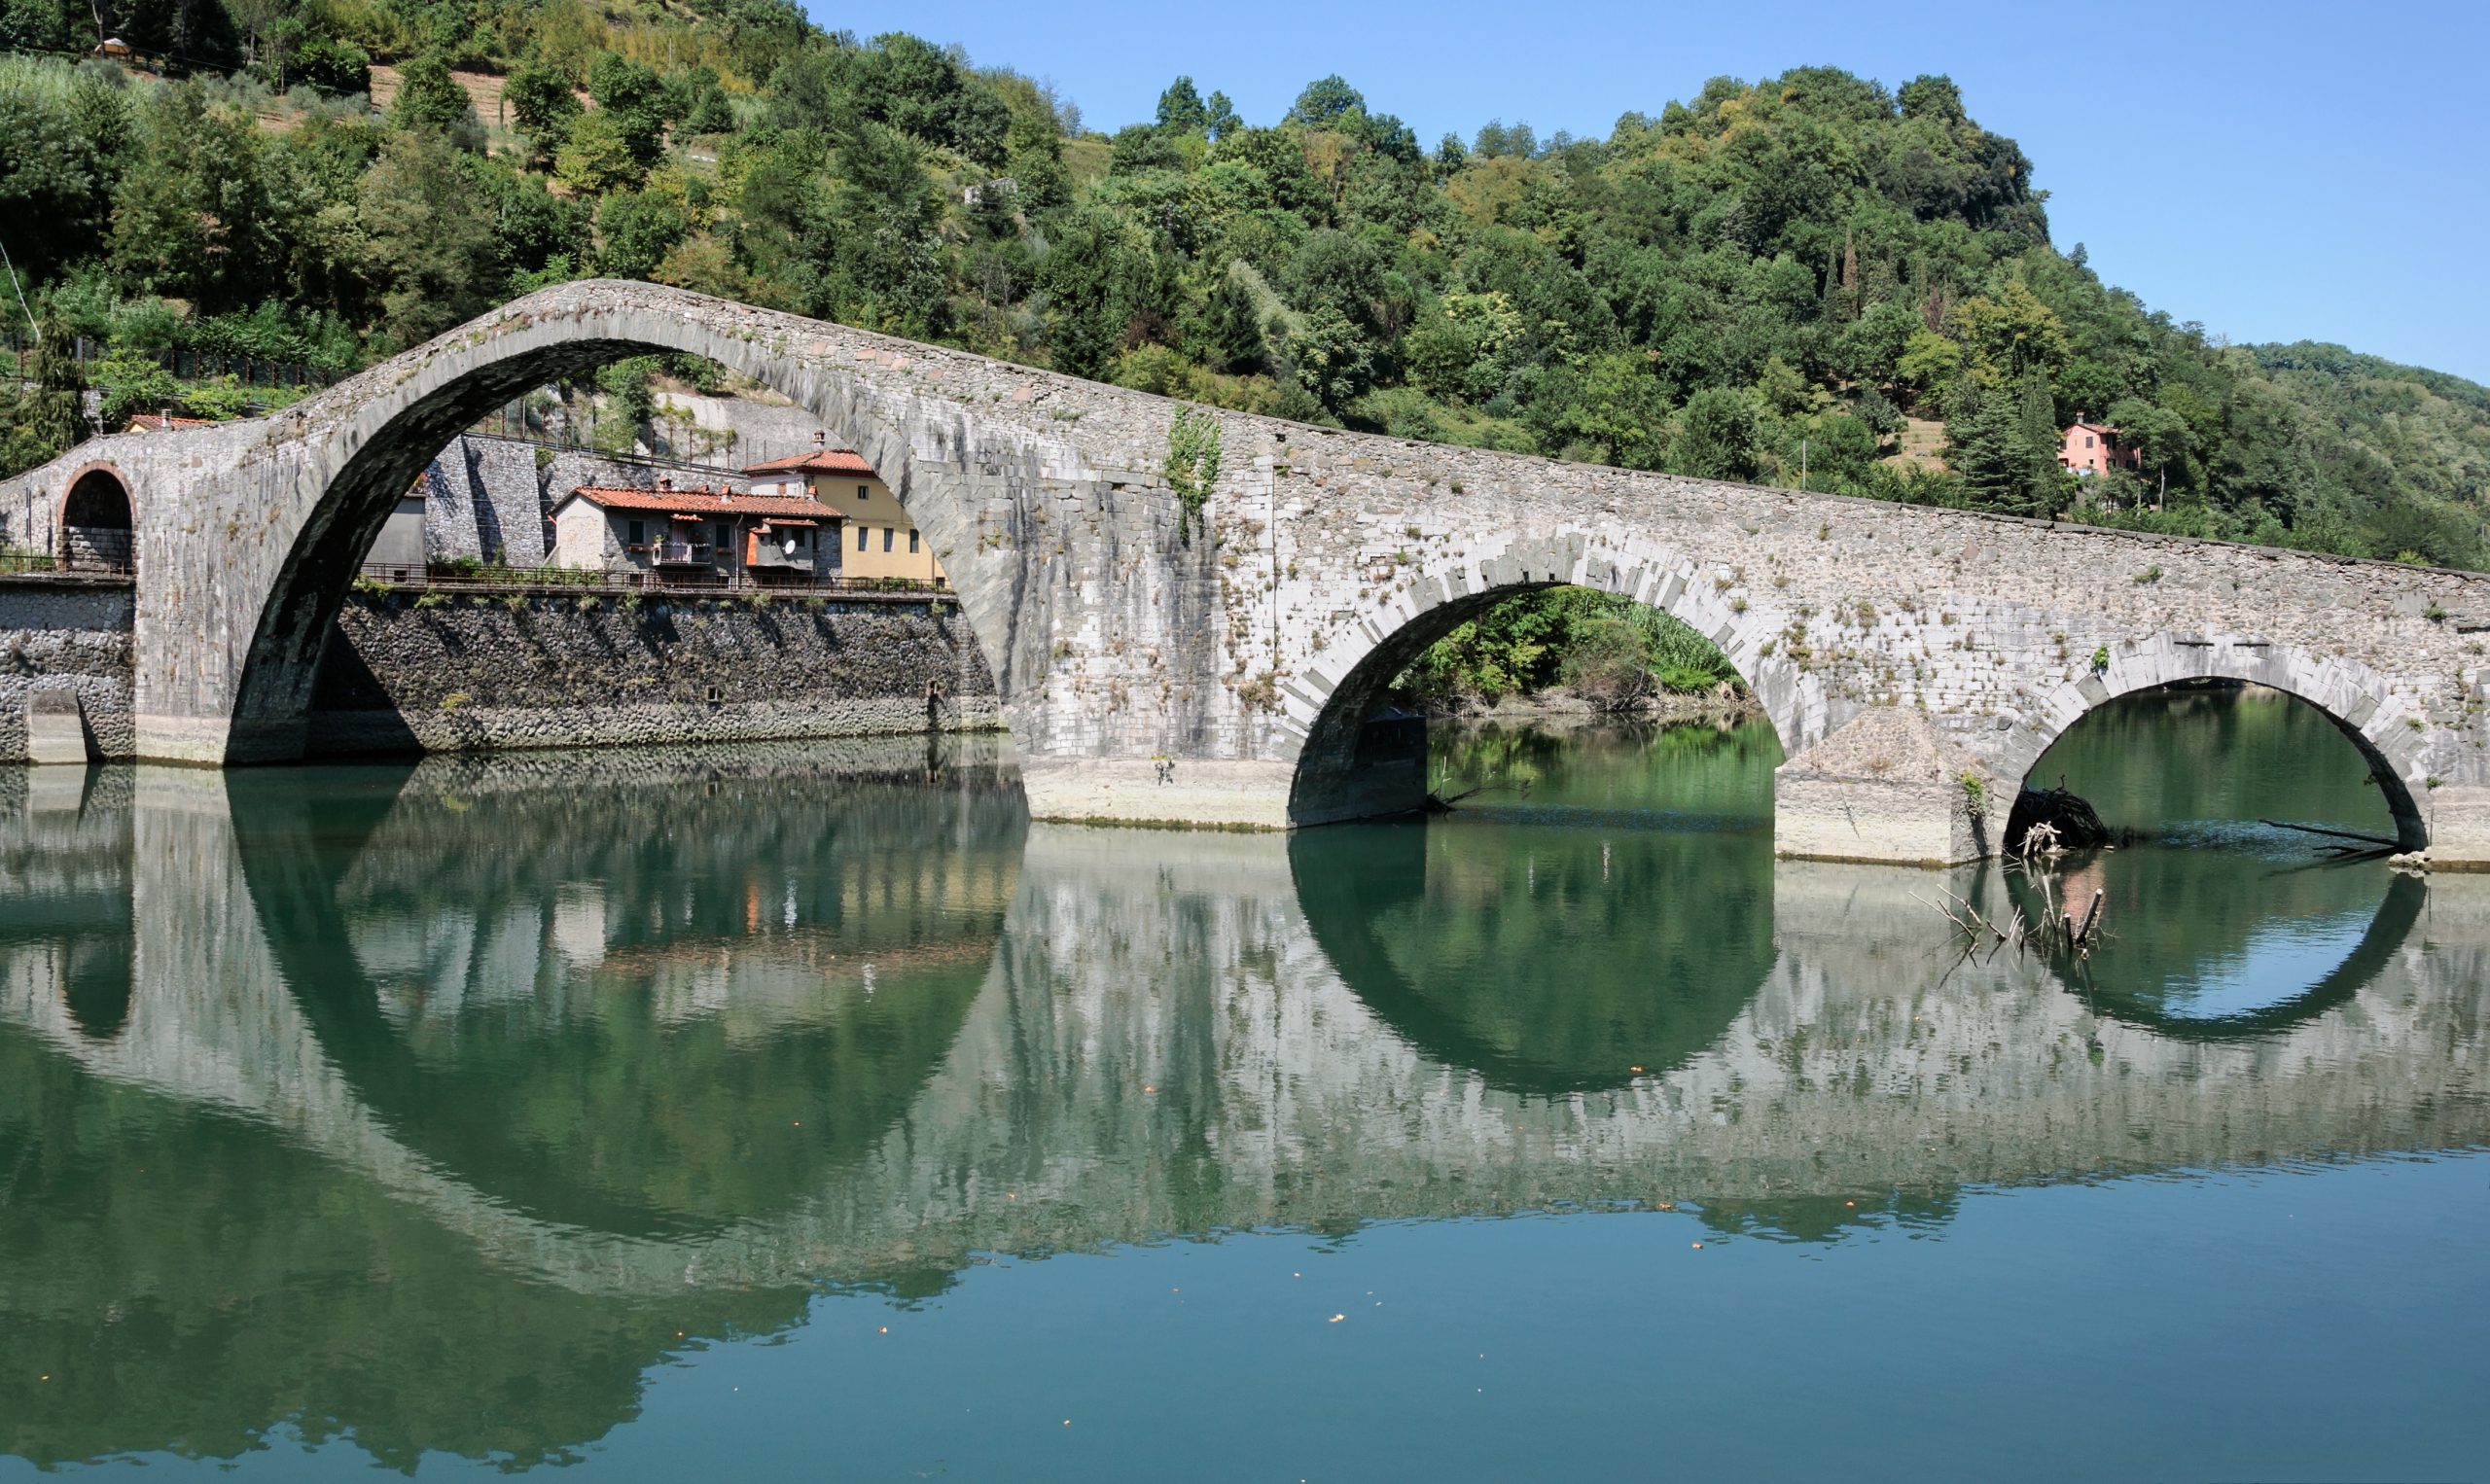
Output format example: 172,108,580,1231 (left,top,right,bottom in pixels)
809,0,2490,384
